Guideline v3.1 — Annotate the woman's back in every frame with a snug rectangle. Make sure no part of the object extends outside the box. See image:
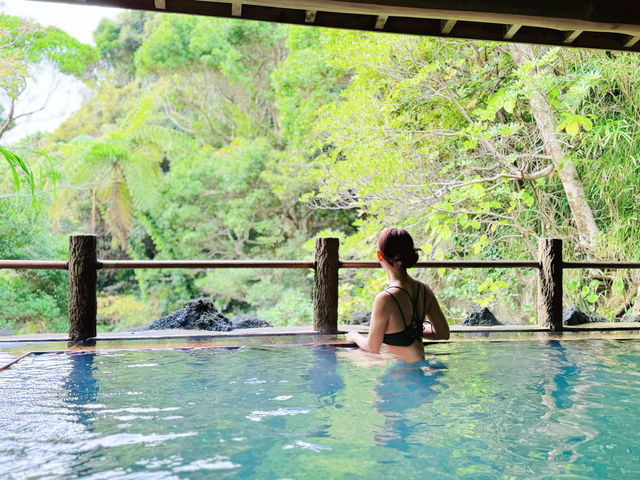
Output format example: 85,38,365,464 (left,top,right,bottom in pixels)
381,279,429,362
